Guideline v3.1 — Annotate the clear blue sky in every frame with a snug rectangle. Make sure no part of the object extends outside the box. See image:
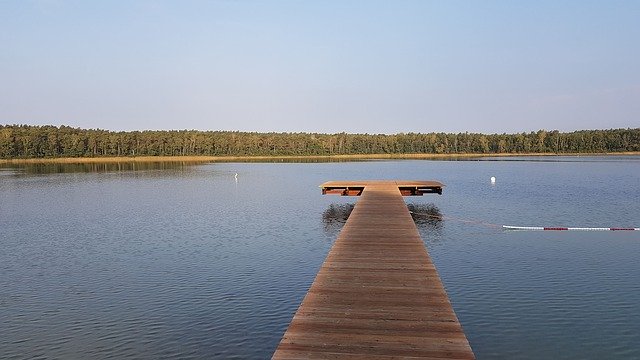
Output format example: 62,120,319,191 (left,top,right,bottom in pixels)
1,1,639,134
